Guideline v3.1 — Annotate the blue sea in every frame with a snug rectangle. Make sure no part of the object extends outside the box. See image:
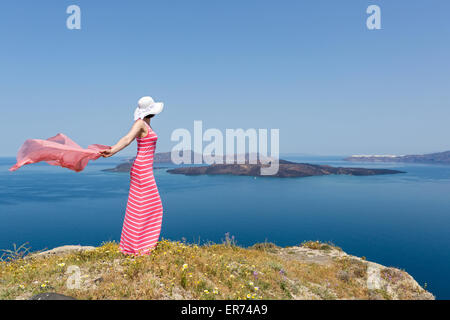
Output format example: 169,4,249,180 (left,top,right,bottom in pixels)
1,155,450,299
